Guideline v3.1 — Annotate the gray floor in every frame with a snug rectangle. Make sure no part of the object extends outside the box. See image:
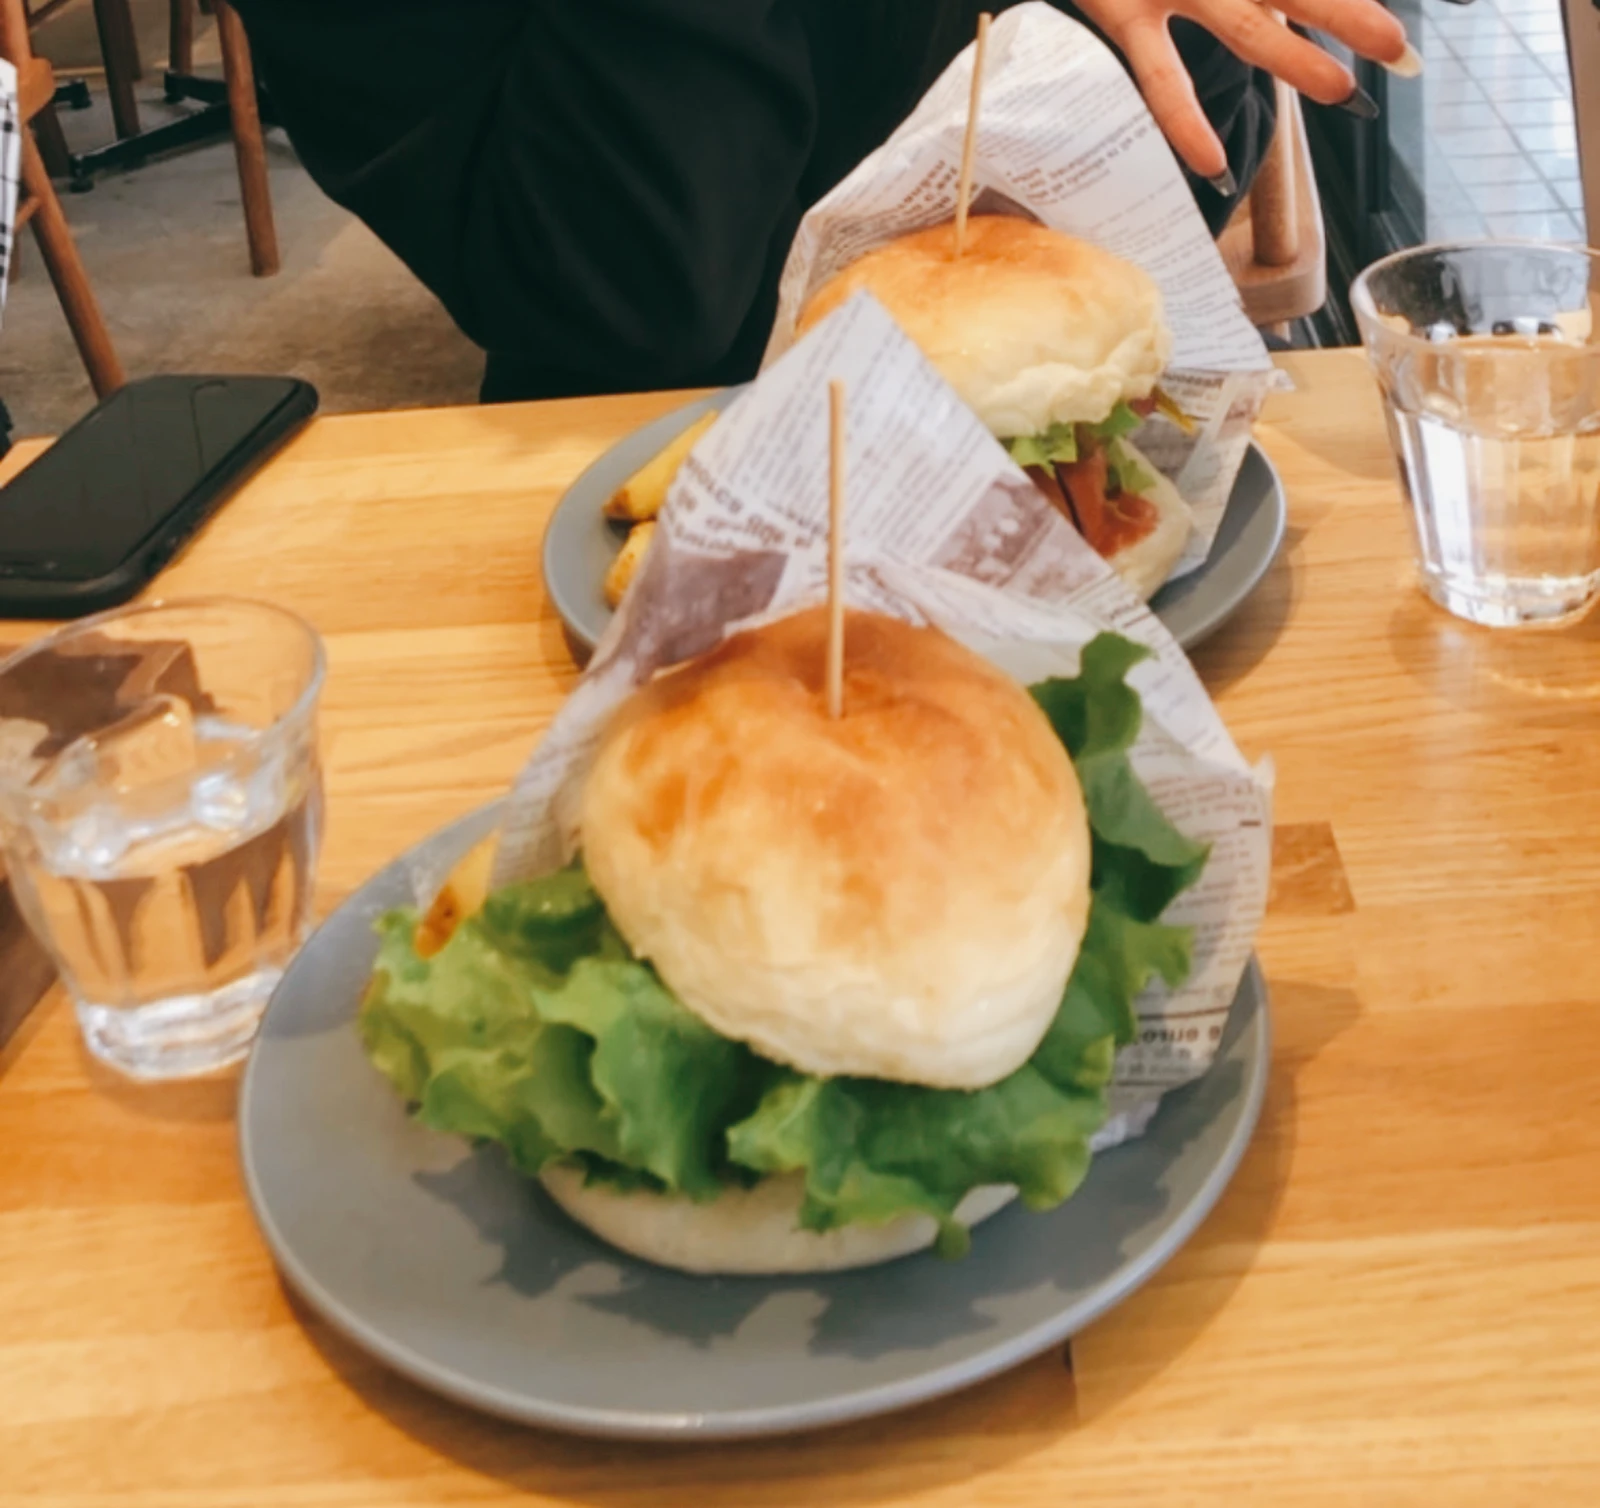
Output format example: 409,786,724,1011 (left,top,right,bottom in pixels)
1,4,482,439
